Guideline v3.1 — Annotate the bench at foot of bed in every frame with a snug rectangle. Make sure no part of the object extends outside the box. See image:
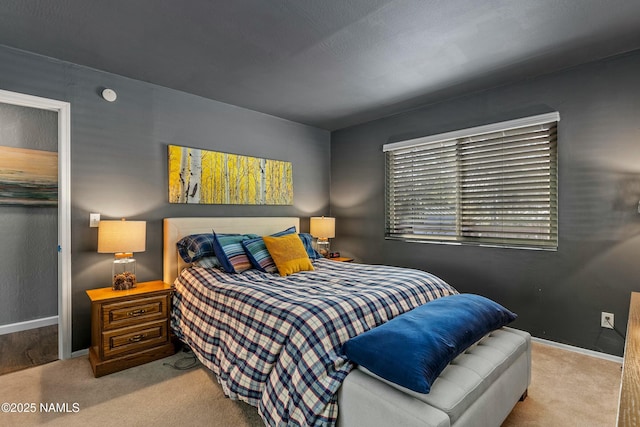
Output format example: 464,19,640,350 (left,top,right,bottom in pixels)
338,327,531,427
